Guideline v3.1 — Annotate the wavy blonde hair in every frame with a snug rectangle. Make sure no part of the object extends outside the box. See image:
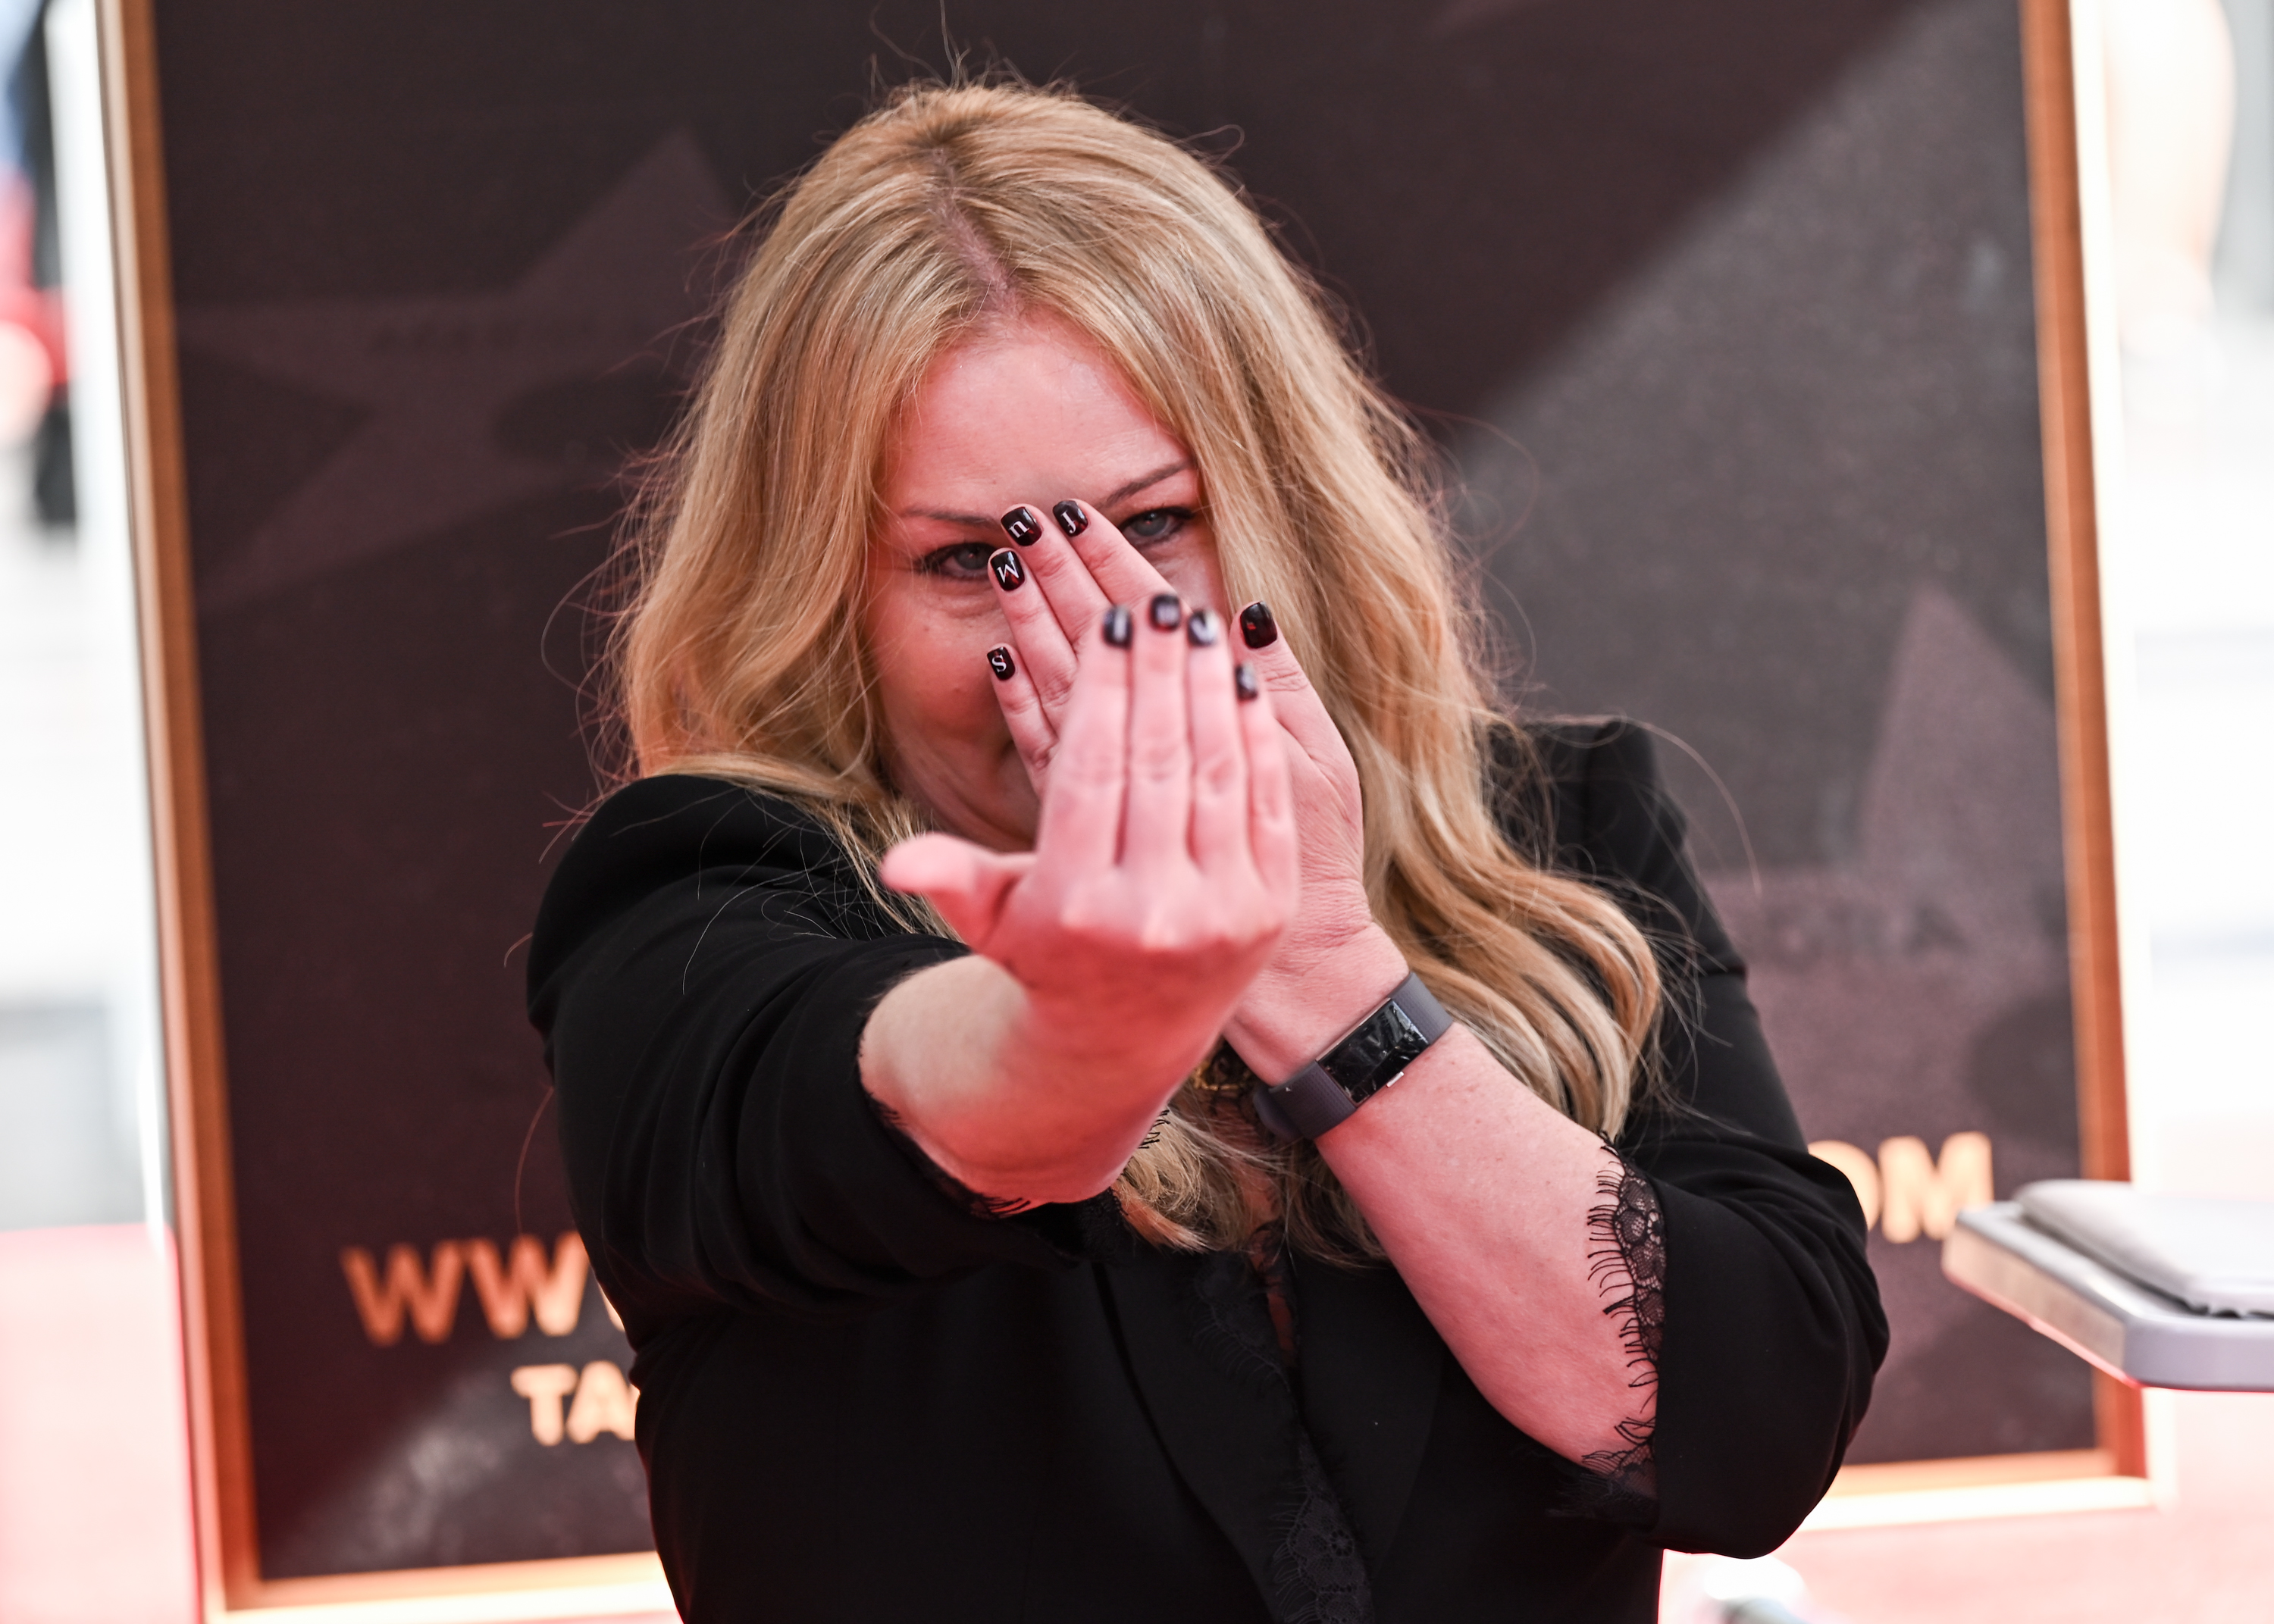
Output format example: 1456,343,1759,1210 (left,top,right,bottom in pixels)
612,79,1662,1259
